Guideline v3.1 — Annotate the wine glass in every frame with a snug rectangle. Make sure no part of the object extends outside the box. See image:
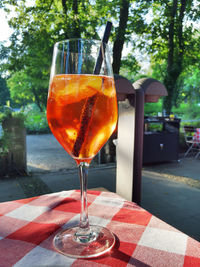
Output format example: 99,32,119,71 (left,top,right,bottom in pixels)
46,38,118,258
